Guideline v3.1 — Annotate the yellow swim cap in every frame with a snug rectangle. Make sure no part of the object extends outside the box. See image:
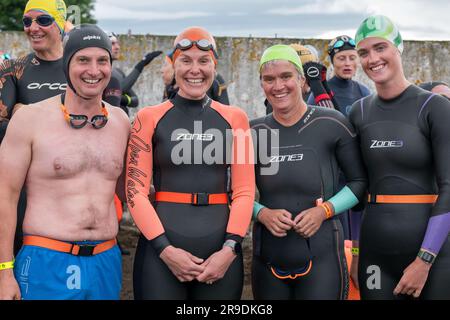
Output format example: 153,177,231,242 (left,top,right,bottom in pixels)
24,0,67,33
